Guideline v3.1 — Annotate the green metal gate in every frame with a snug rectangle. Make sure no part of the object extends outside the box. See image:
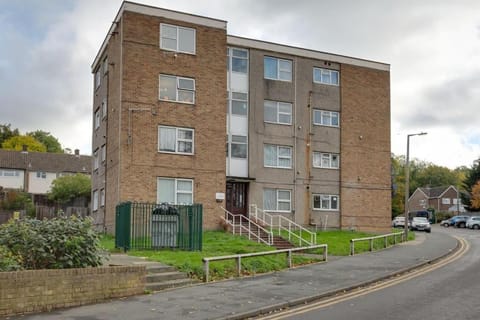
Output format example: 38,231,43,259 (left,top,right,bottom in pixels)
115,202,202,251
